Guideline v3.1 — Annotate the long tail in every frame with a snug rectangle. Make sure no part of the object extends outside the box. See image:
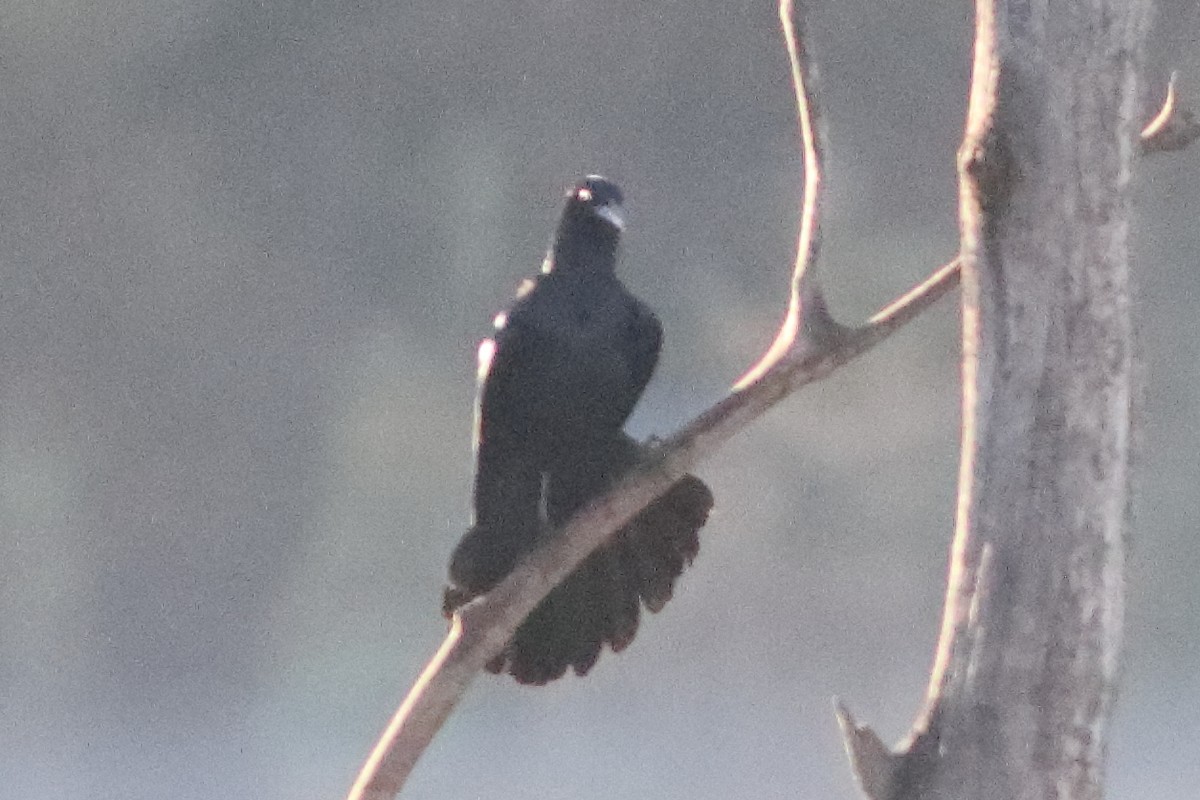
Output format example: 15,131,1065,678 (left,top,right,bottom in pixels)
443,438,713,685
